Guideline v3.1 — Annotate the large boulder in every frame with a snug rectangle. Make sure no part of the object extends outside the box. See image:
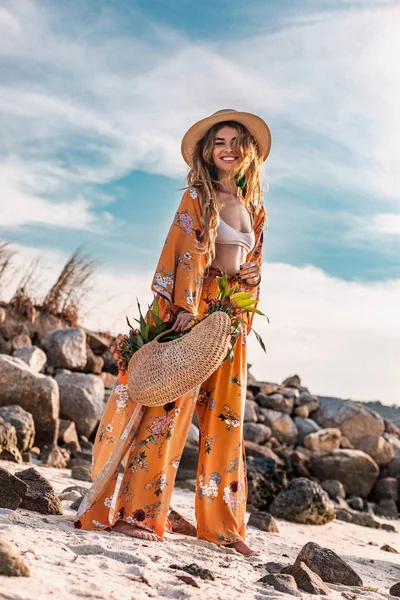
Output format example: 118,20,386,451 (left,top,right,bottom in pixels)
312,396,384,445
294,417,321,446
0,355,59,446
354,435,395,467
304,428,341,453
0,405,35,452
294,542,363,586
0,541,30,577
42,328,87,370
243,423,271,445
55,371,105,437
259,408,298,445
309,449,379,497
270,478,335,525
13,345,47,373
247,456,287,511
256,392,294,414
0,416,22,463
244,400,258,423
